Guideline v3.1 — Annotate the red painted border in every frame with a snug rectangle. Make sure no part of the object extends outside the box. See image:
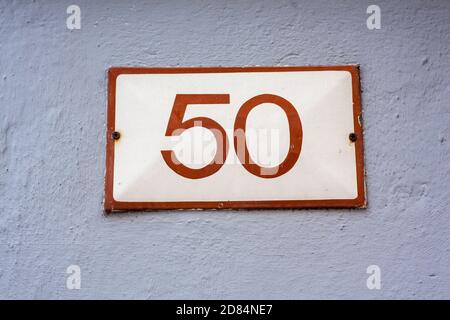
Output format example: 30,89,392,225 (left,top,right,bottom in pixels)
104,66,366,213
